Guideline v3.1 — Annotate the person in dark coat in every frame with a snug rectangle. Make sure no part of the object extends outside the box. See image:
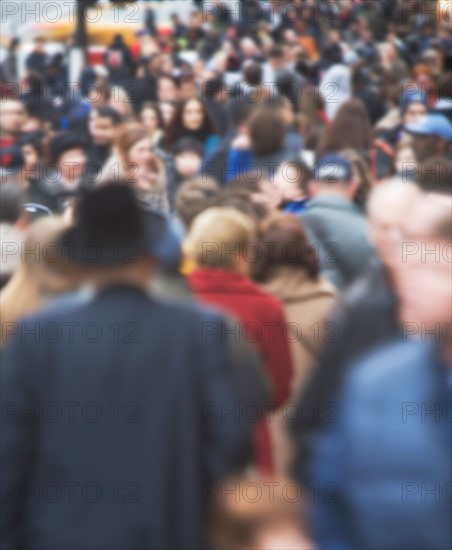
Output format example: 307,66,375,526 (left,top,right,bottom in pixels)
1,183,267,550
25,37,48,77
